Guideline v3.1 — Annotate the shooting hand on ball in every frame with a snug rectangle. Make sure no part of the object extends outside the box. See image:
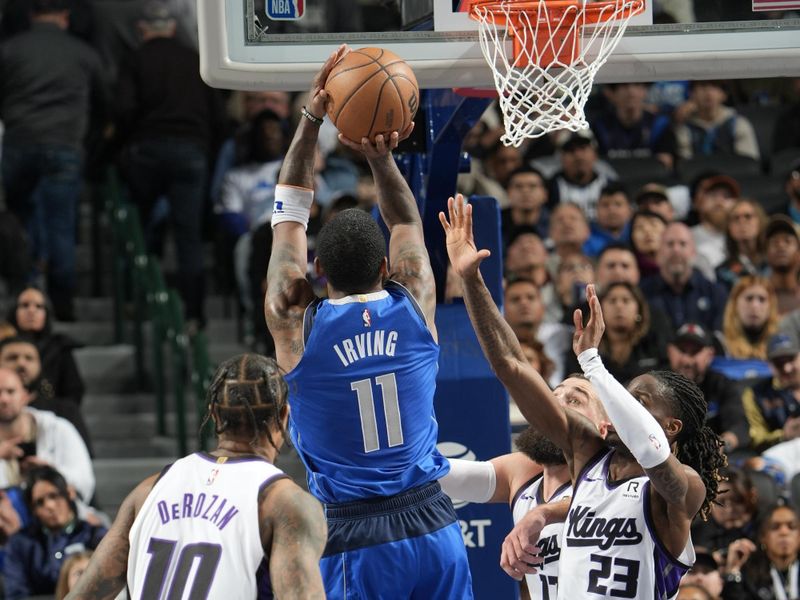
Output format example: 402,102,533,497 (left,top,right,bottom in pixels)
308,44,350,119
